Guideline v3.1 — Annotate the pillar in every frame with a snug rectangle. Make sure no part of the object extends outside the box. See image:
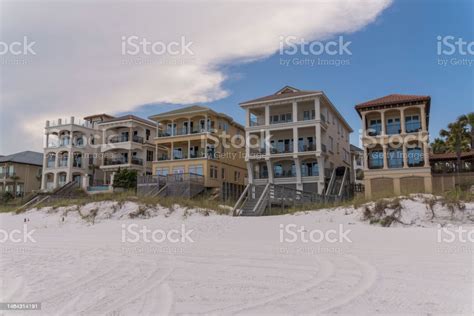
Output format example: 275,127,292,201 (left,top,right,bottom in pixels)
188,118,191,134
316,125,322,152
246,161,254,184
245,131,250,158
204,114,208,132
293,127,298,153
403,143,408,168
188,140,191,159
266,159,273,183
292,101,298,122
420,106,427,132
171,142,174,160
381,110,386,136
82,174,89,190
53,172,58,190
423,142,430,167
265,105,270,126
295,158,302,191
265,130,271,156
363,146,368,170
171,120,175,136
314,97,321,121
400,108,406,134
382,144,388,169
246,108,250,127
317,156,325,194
